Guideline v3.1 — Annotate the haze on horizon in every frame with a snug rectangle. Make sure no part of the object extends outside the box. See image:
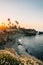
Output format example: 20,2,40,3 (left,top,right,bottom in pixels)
0,0,43,31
